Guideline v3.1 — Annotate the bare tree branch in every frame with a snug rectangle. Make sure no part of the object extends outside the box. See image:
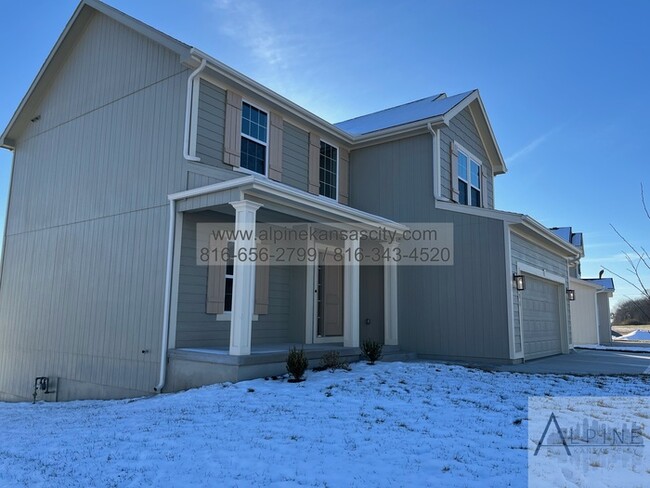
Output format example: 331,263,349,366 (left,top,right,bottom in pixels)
642,183,650,221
